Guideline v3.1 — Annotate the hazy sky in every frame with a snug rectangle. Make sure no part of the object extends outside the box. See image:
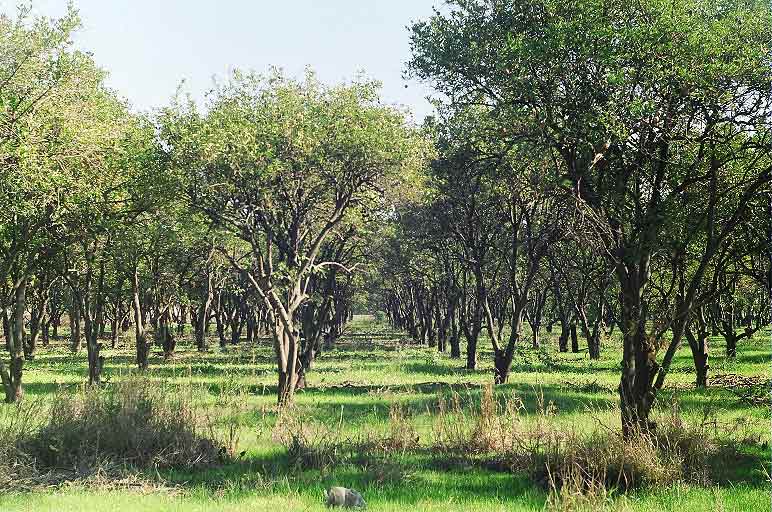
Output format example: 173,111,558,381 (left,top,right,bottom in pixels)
0,1,442,121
